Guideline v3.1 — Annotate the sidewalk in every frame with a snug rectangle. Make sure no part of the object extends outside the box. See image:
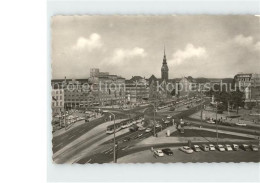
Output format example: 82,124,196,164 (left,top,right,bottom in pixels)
190,110,260,128
157,125,177,137
136,125,258,147
185,126,259,140
136,136,254,147
52,114,103,137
